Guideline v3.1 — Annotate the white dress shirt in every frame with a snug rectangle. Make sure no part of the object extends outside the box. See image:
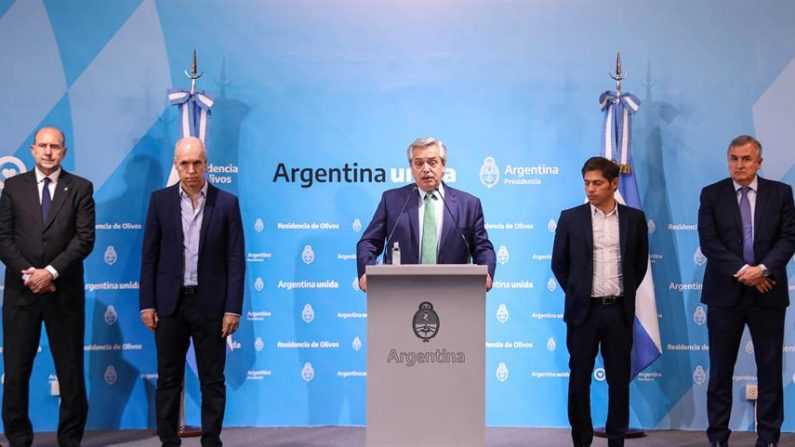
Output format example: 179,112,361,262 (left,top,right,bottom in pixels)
591,203,623,297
